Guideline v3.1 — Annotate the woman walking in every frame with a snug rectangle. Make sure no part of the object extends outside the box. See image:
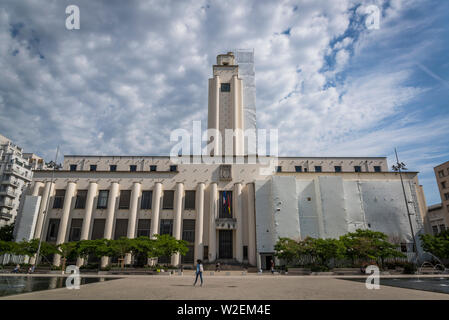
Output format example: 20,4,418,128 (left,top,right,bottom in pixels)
193,259,204,287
